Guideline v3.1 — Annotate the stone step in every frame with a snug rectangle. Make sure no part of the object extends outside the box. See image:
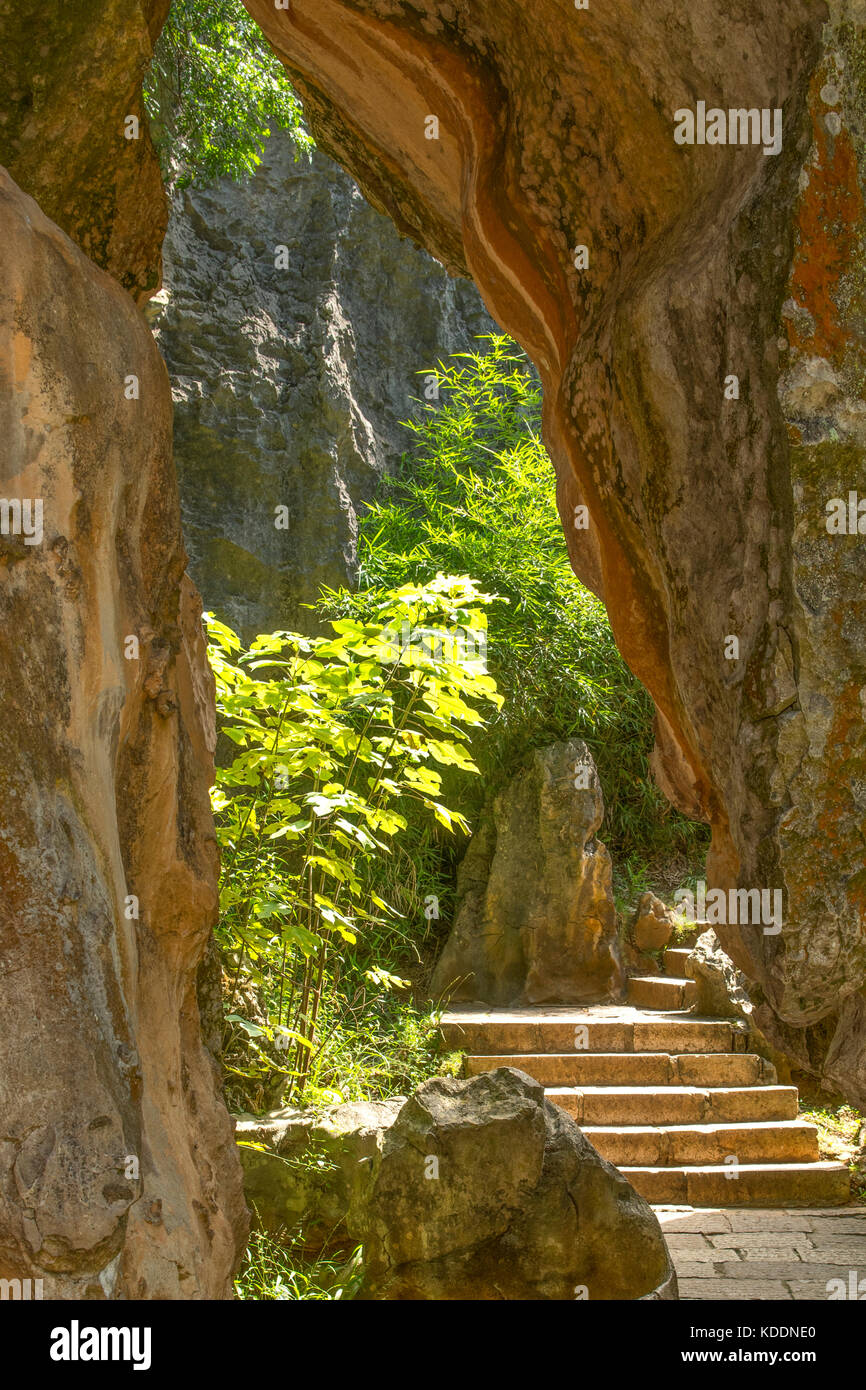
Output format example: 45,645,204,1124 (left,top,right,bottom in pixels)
444,1002,845,1211
582,1119,821,1166
627,975,697,1010
621,1161,850,1207
440,1009,735,1056
465,1051,776,1087
548,1084,799,1126
664,946,693,977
